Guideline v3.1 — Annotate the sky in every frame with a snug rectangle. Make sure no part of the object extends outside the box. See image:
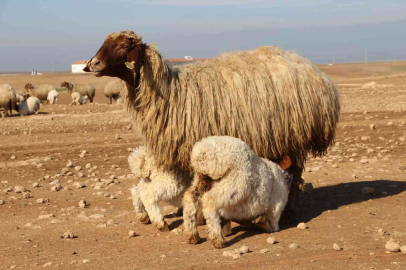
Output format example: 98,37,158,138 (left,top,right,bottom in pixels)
0,0,405,72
